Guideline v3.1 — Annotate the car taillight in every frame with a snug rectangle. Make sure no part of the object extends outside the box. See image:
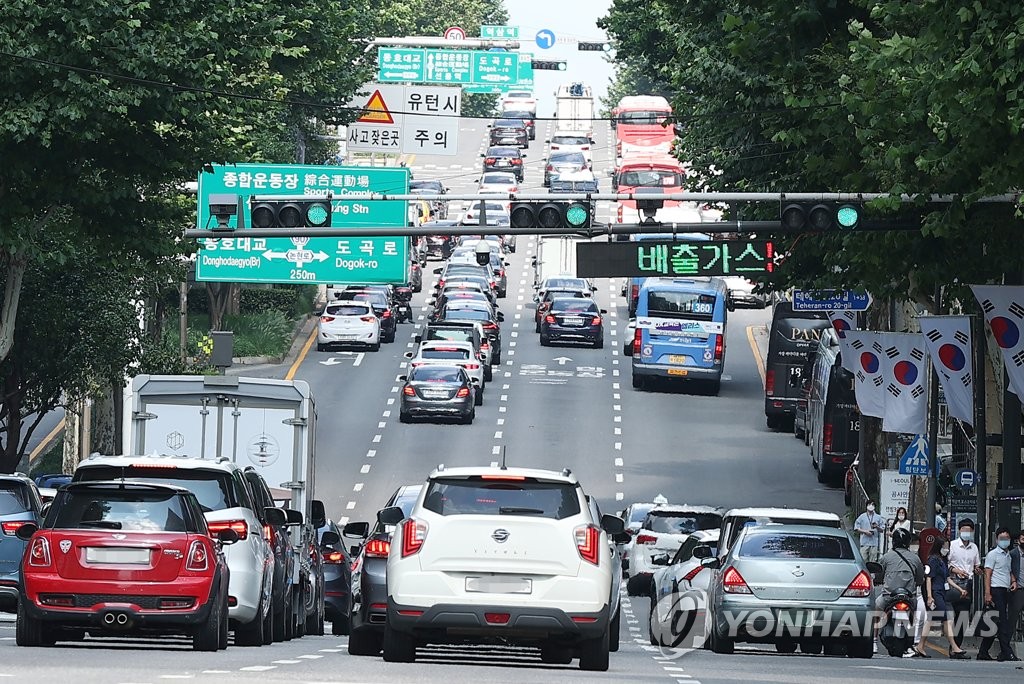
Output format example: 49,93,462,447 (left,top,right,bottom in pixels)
382,310,392,318
635,534,657,545
186,539,209,572
592,316,602,325
545,314,556,323
1,520,31,536
575,525,601,565
263,524,273,543
207,520,248,540
323,551,345,564
498,269,505,277
480,340,490,349
484,322,498,330
484,158,496,164
401,518,427,557
722,567,751,594
365,539,391,558
633,327,642,354
765,369,775,396
28,537,50,567
714,334,723,361
892,600,910,612
843,570,872,597
823,423,833,453
630,283,639,300
438,279,445,289
682,565,704,582
582,146,590,150
456,387,470,398
403,386,416,396
546,165,553,171
465,363,480,370
511,159,522,165
320,316,335,323
360,316,376,323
